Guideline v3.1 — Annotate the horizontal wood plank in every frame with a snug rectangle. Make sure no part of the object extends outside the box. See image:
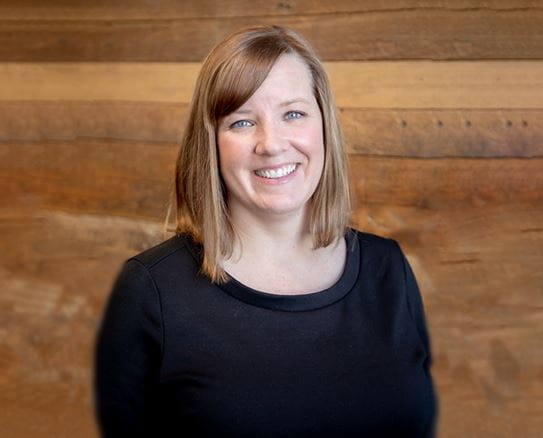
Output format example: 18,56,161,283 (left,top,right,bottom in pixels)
0,207,163,438
341,108,543,157
2,101,542,157
2,140,542,219
0,63,200,103
0,101,189,143
2,61,543,109
1,0,539,20
350,155,543,207
0,140,177,219
1,8,542,61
